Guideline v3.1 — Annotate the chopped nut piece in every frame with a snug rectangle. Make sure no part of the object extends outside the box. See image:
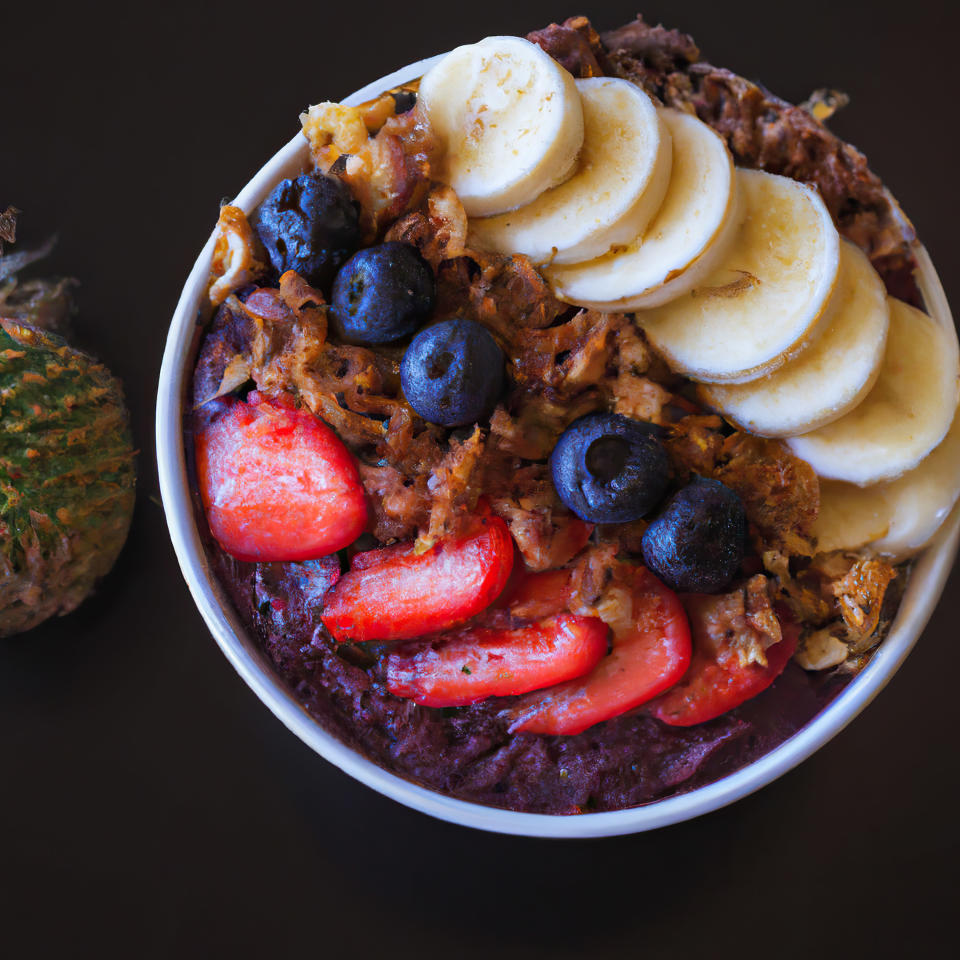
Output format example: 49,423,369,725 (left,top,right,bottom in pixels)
208,206,266,307
300,102,369,168
833,558,896,648
716,434,820,557
417,426,485,552
795,627,848,671
385,184,468,267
